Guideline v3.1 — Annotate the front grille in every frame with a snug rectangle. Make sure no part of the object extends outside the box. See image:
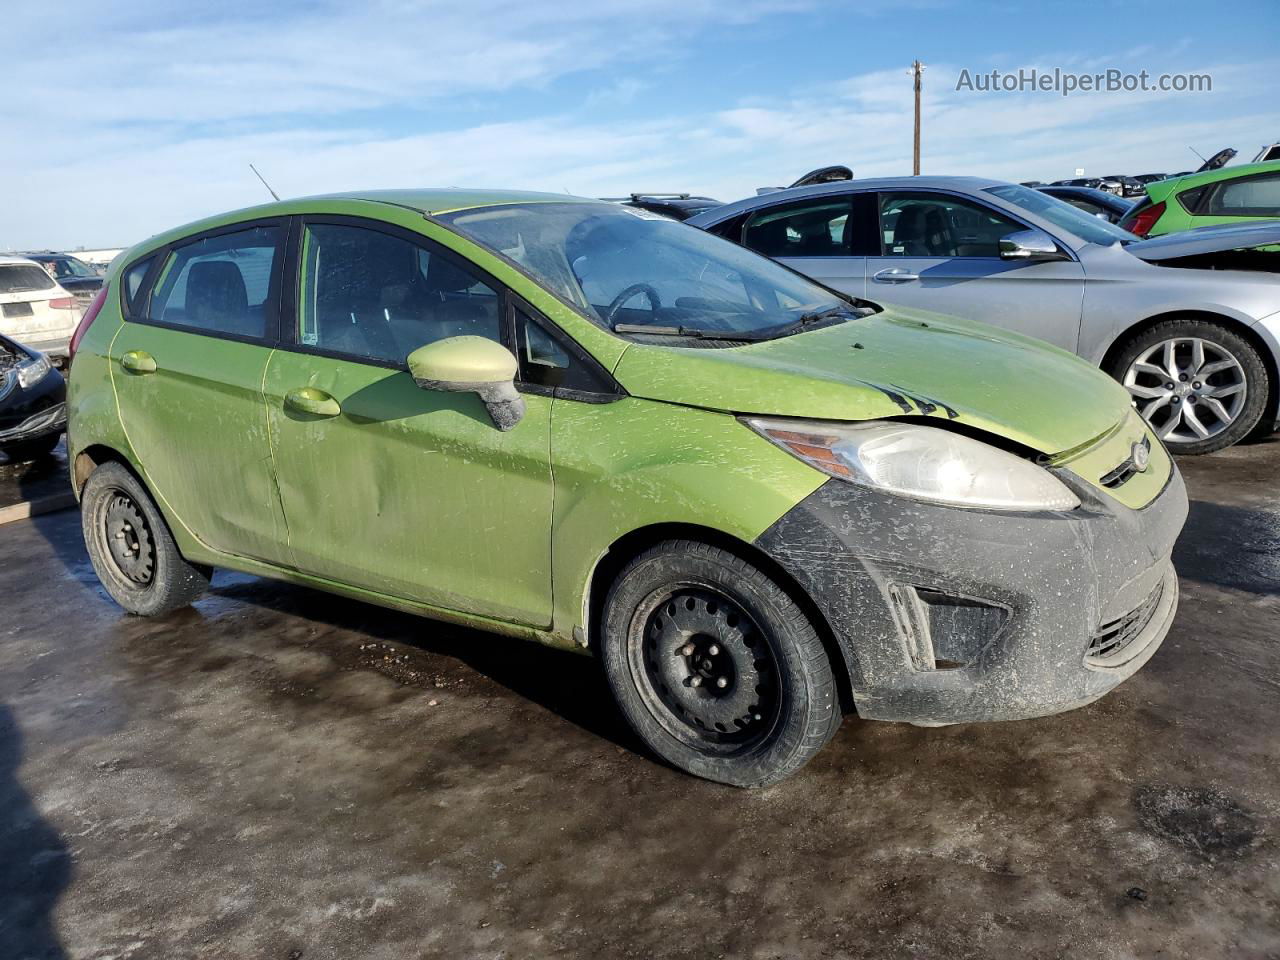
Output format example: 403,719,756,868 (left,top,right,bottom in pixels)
1087,581,1164,663
1099,436,1152,489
